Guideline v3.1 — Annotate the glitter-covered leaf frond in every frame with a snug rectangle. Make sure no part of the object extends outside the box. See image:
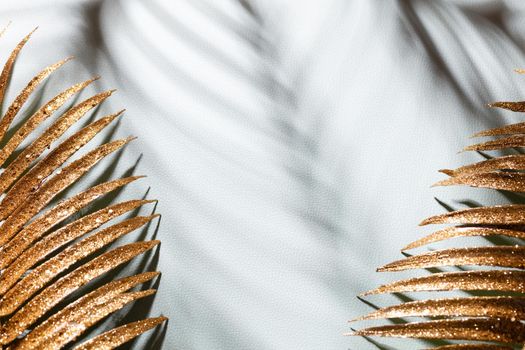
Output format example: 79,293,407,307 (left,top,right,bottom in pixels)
349,76,525,349
0,28,166,349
